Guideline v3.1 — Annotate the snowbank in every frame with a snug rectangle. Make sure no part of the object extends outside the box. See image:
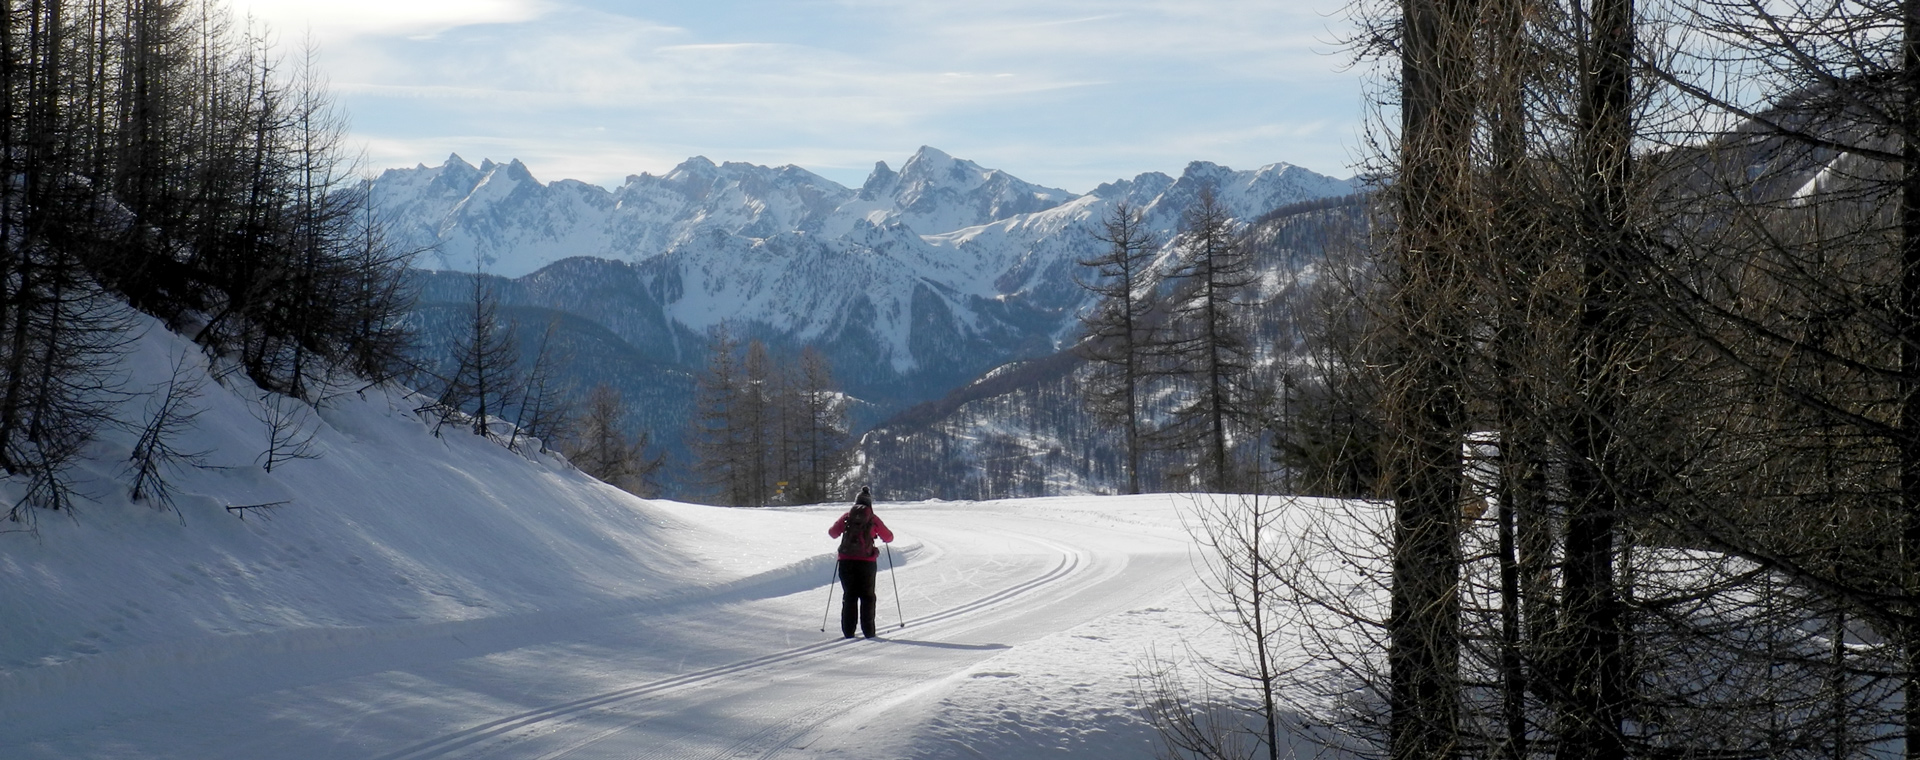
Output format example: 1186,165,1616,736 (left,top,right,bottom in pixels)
0,310,832,740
